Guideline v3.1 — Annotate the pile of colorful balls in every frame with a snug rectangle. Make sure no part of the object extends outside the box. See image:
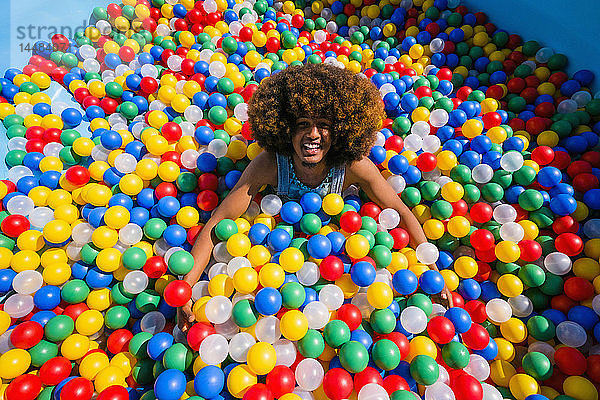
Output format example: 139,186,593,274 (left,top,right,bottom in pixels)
0,0,600,399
